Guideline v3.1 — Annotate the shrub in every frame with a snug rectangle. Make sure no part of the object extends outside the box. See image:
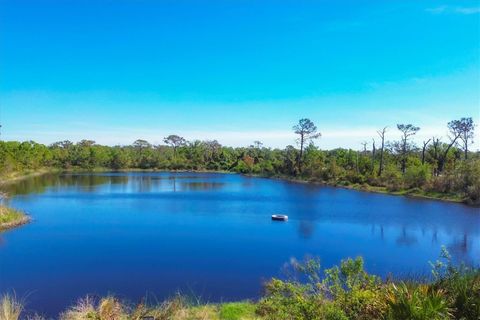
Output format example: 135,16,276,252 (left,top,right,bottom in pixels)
61,296,98,320
385,283,451,320
323,257,385,319
98,297,125,320
256,279,323,320
404,164,430,188
431,248,480,319
321,303,348,320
